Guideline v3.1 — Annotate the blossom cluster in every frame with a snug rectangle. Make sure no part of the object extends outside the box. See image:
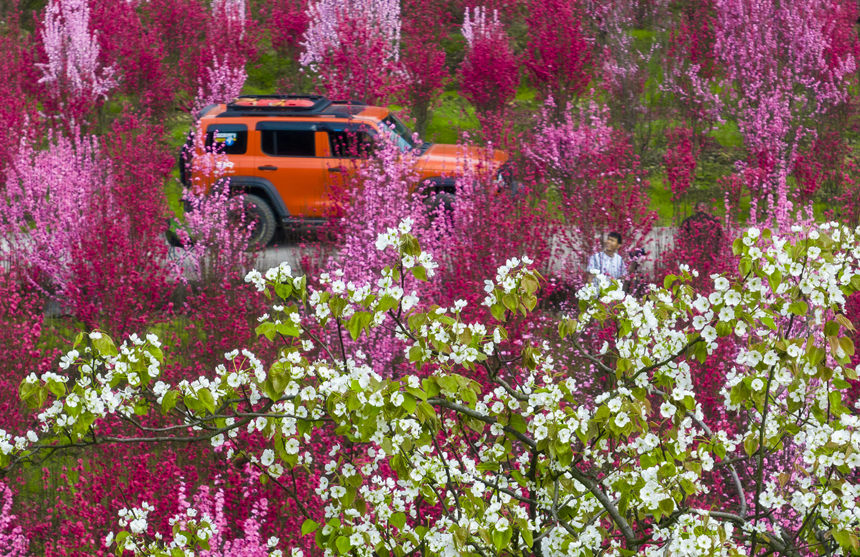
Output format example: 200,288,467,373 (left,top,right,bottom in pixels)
36,0,117,101
4,221,860,554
